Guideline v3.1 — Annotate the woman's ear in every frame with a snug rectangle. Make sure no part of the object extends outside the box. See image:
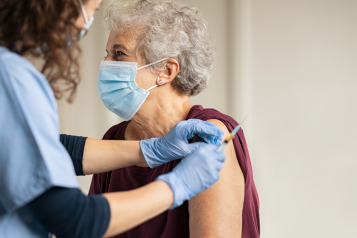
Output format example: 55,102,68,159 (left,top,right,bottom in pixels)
156,58,179,85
